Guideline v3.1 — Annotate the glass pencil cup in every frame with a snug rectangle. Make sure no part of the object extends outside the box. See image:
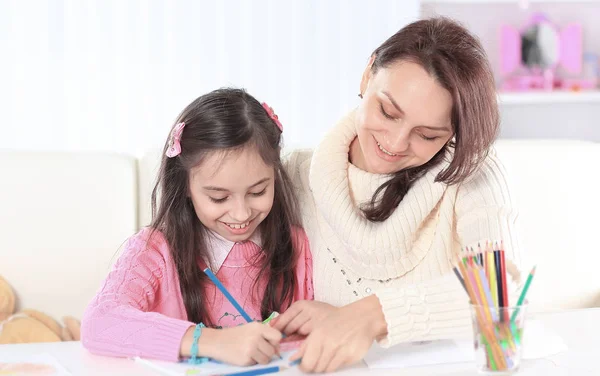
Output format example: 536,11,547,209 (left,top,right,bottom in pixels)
469,303,528,375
